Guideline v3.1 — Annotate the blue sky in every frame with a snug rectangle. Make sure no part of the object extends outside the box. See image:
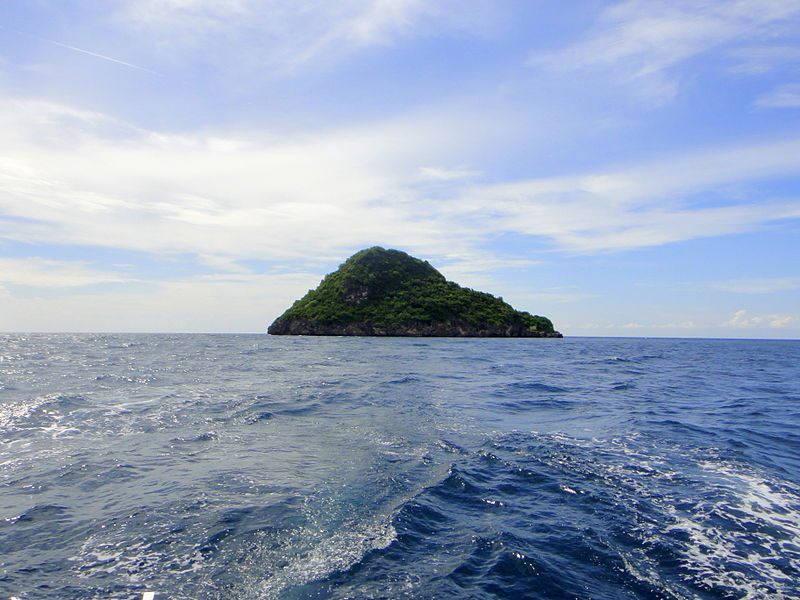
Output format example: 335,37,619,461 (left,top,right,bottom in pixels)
0,0,799,337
